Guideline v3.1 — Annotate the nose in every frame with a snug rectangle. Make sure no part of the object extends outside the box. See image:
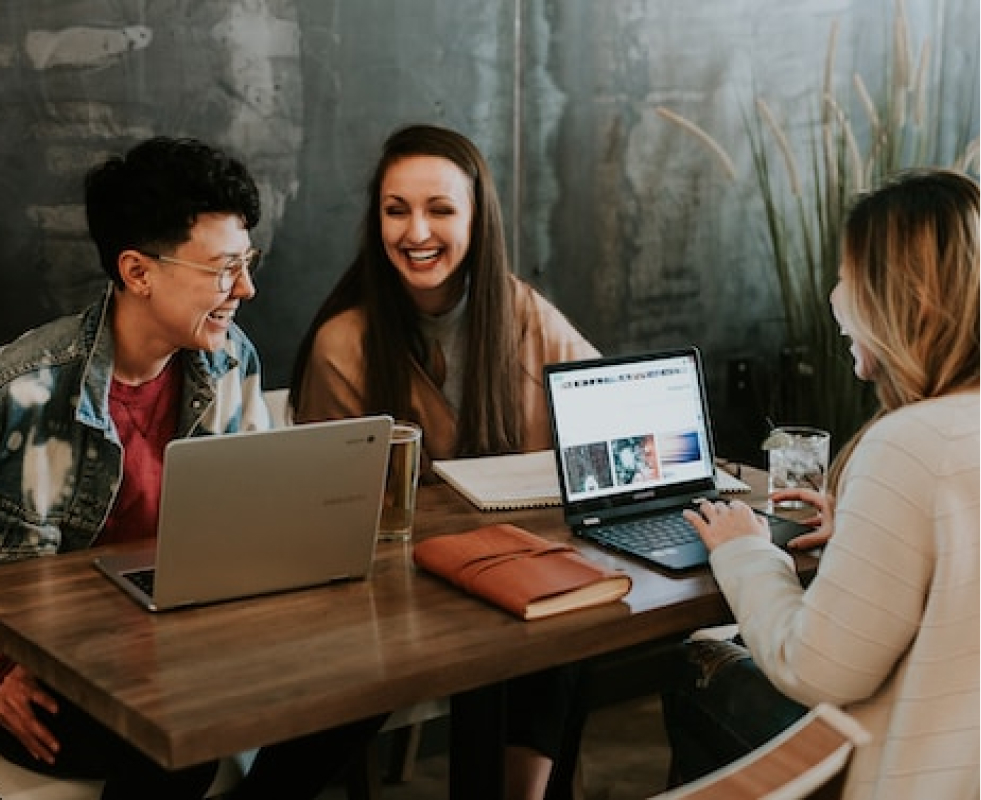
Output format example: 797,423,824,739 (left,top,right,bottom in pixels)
231,267,257,300
829,281,842,314
406,211,431,243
